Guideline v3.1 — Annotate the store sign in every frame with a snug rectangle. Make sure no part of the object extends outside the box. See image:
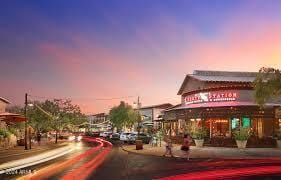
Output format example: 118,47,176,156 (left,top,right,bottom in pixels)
185,91,238,105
